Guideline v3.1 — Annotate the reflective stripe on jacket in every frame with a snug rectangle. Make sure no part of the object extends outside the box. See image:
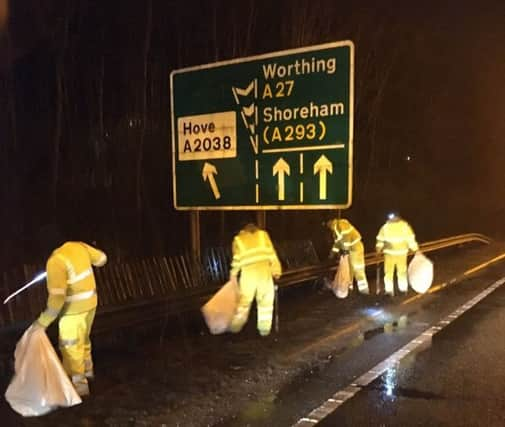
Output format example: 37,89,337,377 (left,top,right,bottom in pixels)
376,219,419,255
230,229,282,277
37,241,107,327
331,219,362,252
